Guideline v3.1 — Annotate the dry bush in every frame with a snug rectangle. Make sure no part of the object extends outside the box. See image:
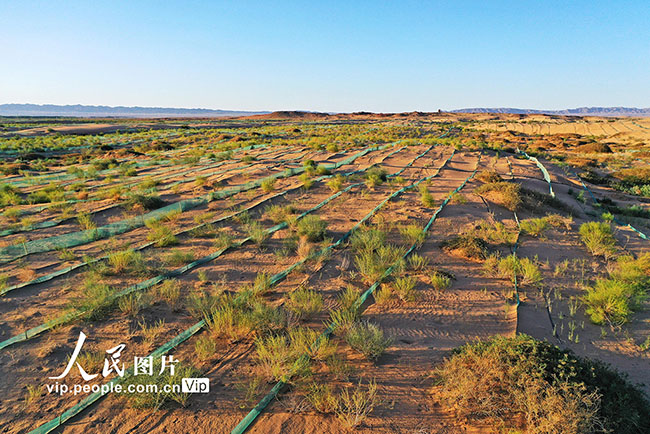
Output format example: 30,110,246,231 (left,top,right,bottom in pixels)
18,267,37,282
433,335,650,434
576,142,613,153
442,234,489,261
476,170,503,183
475,181,521,211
